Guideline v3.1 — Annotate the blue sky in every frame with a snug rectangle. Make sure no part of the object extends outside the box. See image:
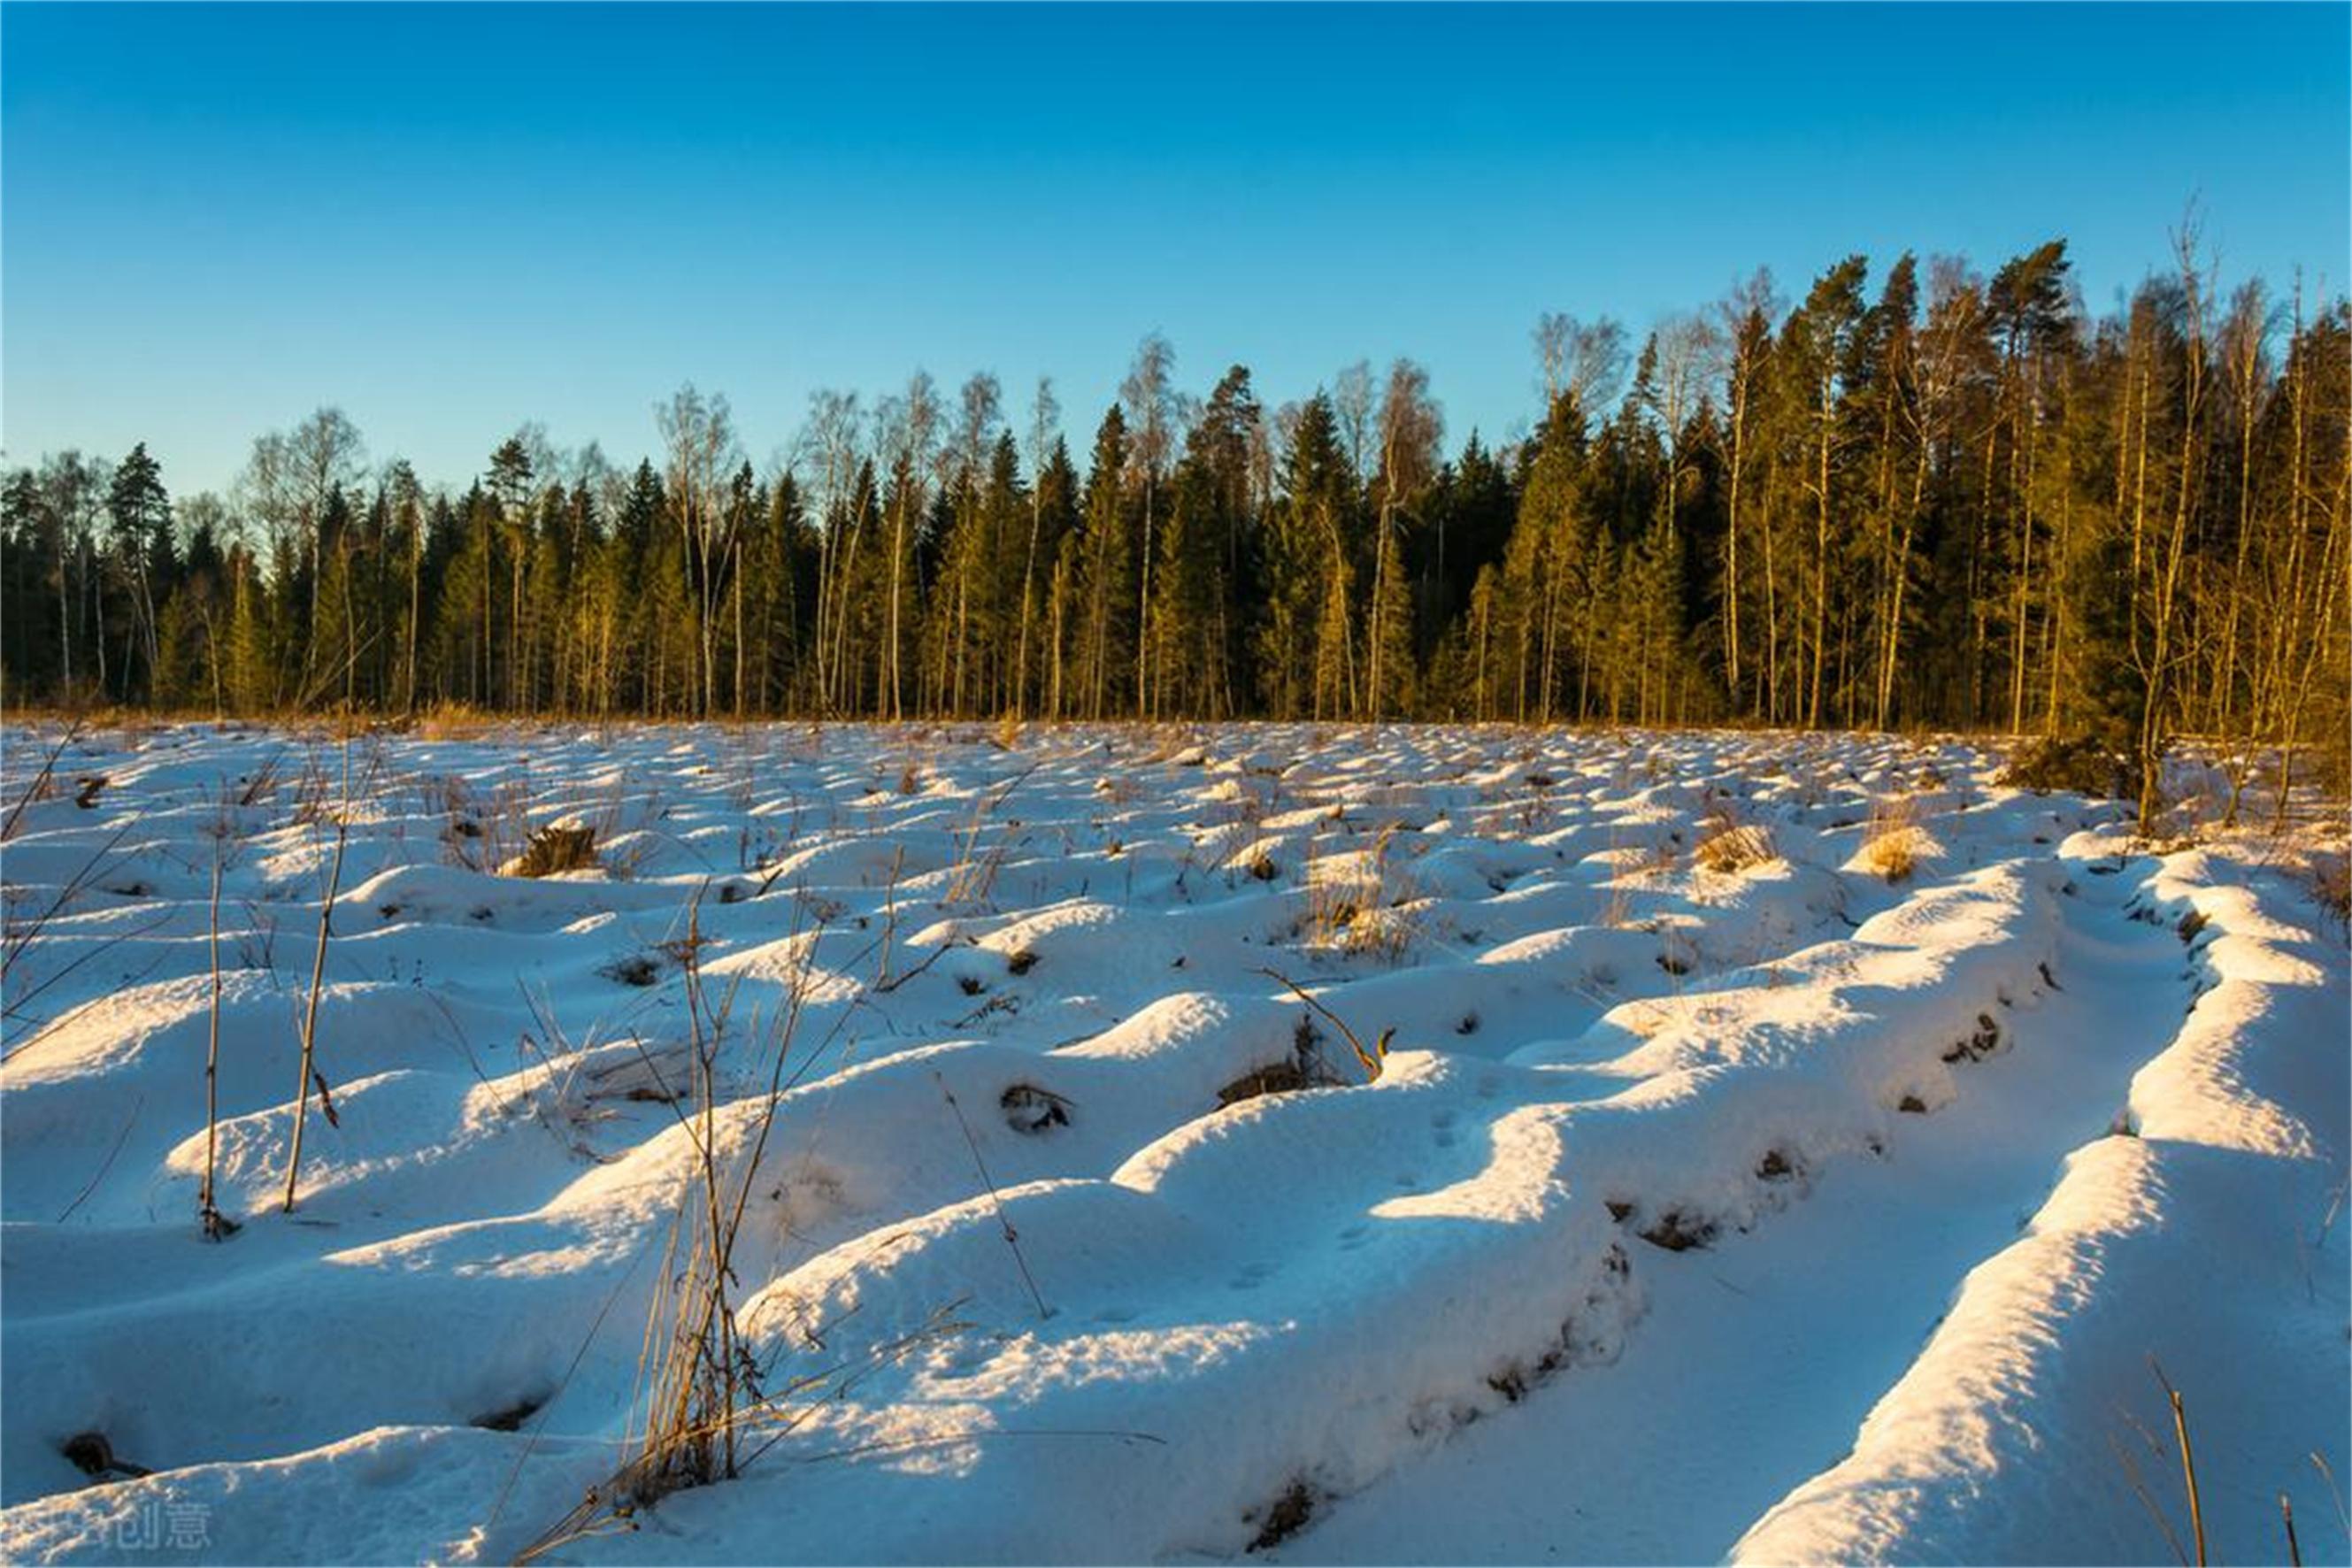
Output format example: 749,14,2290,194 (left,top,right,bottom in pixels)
4,3,2347,497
